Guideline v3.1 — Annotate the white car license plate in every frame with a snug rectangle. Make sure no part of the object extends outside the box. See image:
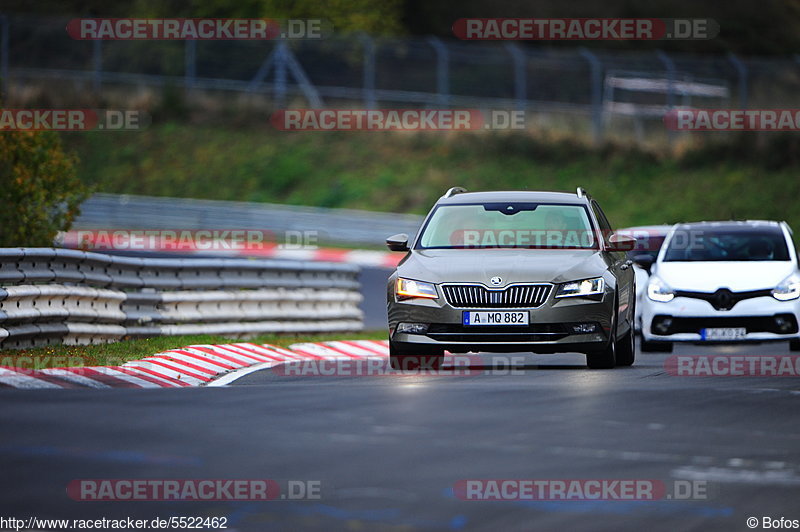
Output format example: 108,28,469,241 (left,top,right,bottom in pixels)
462,311,529,326
701,327,746,341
